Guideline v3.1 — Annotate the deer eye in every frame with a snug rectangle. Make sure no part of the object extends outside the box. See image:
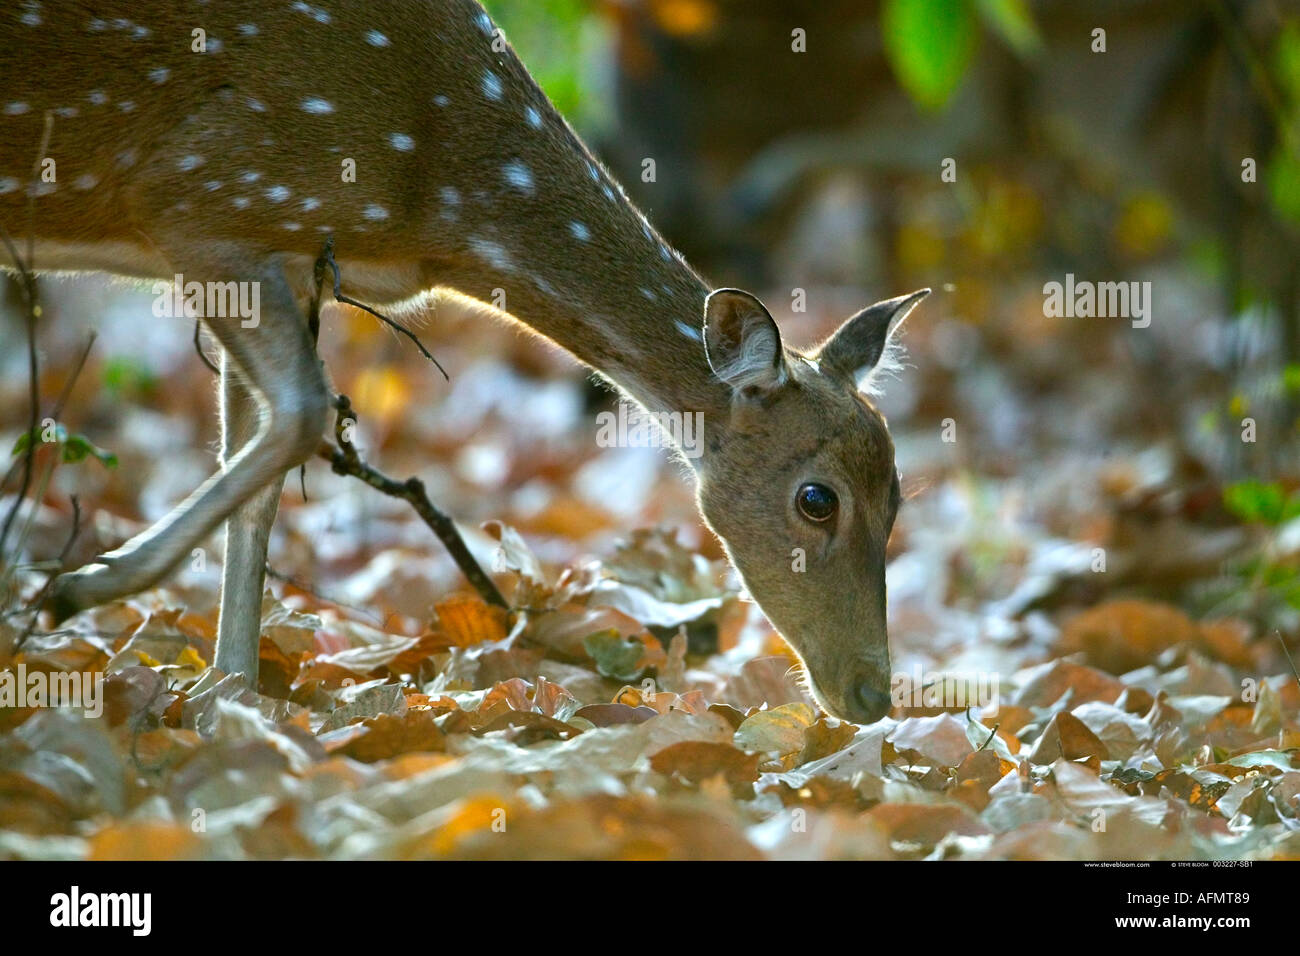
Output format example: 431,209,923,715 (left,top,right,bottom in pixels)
796,483,838,522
